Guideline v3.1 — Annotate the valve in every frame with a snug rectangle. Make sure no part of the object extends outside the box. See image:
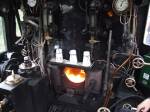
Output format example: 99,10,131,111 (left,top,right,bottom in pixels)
125,77,137,91
122,103,137,112
4,70,24,85
132,57,150,69
97,107,110,112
